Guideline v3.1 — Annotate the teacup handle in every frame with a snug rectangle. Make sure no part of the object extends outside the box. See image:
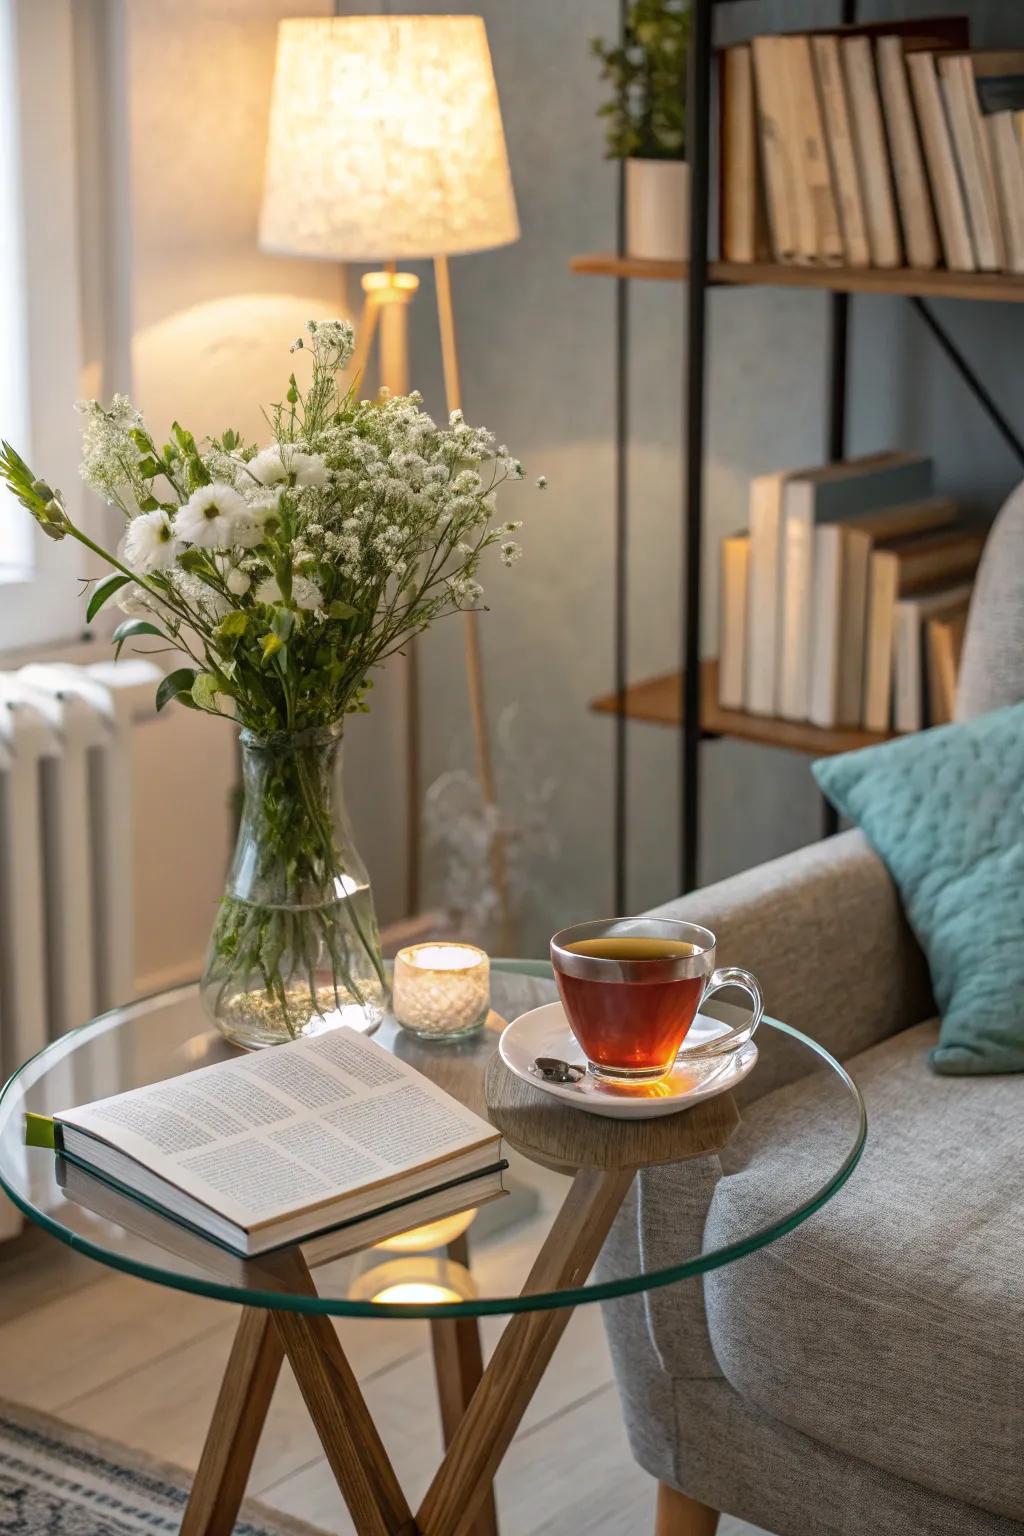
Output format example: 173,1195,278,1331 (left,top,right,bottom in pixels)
690,967,764,1056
